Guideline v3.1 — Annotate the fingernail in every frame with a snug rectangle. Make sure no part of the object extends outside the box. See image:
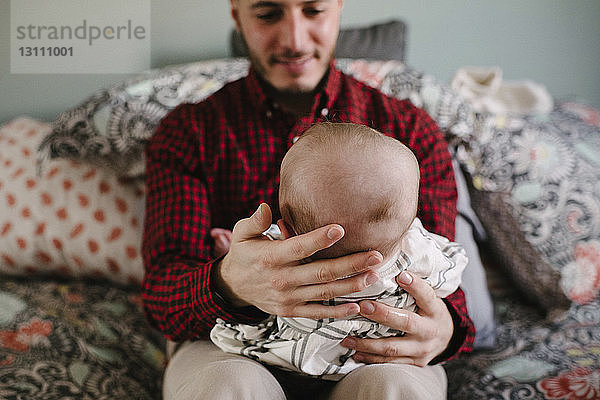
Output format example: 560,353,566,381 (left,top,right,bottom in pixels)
367,253,382,266
327,226,343,241
398,271,413,285
347,303,360,315
365,273,379,286
254,204,262,218
360,301,375,315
